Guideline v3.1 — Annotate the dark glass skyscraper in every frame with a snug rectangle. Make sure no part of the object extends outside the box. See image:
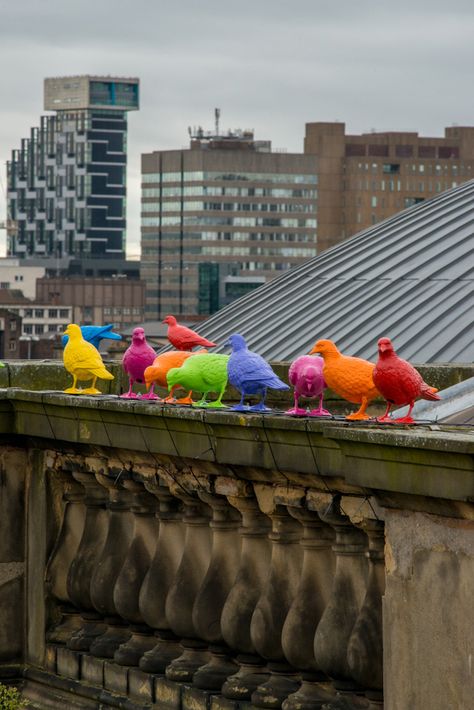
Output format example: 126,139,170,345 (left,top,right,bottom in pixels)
6,75,139,261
